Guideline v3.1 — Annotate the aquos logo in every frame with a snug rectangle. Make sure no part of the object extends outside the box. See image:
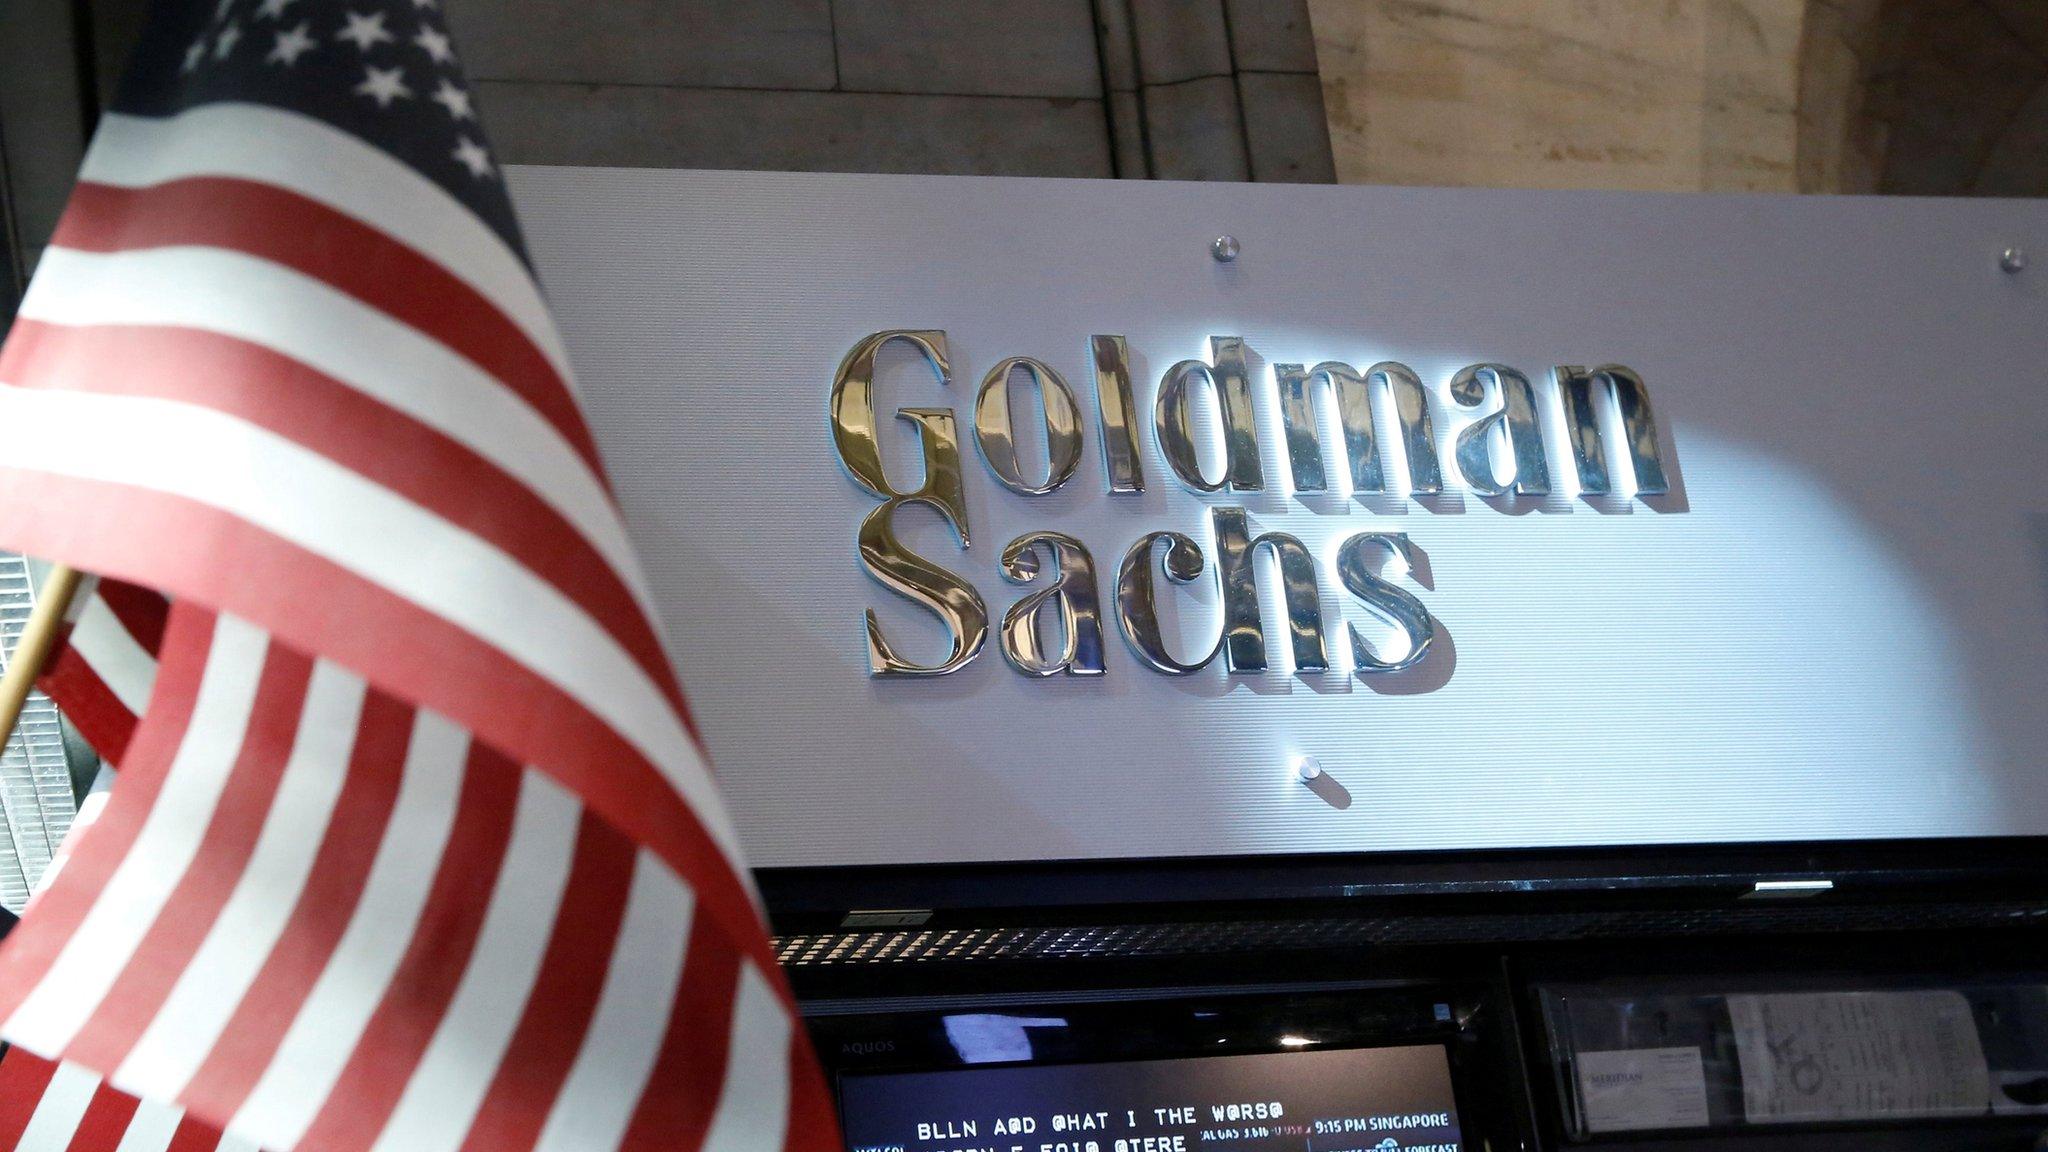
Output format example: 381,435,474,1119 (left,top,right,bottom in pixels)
830,331,1675,681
